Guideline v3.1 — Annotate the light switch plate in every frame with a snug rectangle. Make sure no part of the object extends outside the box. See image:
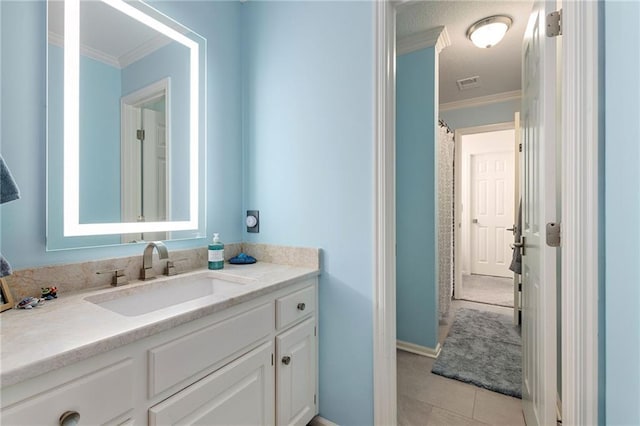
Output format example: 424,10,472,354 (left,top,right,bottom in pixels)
247,210,259,233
